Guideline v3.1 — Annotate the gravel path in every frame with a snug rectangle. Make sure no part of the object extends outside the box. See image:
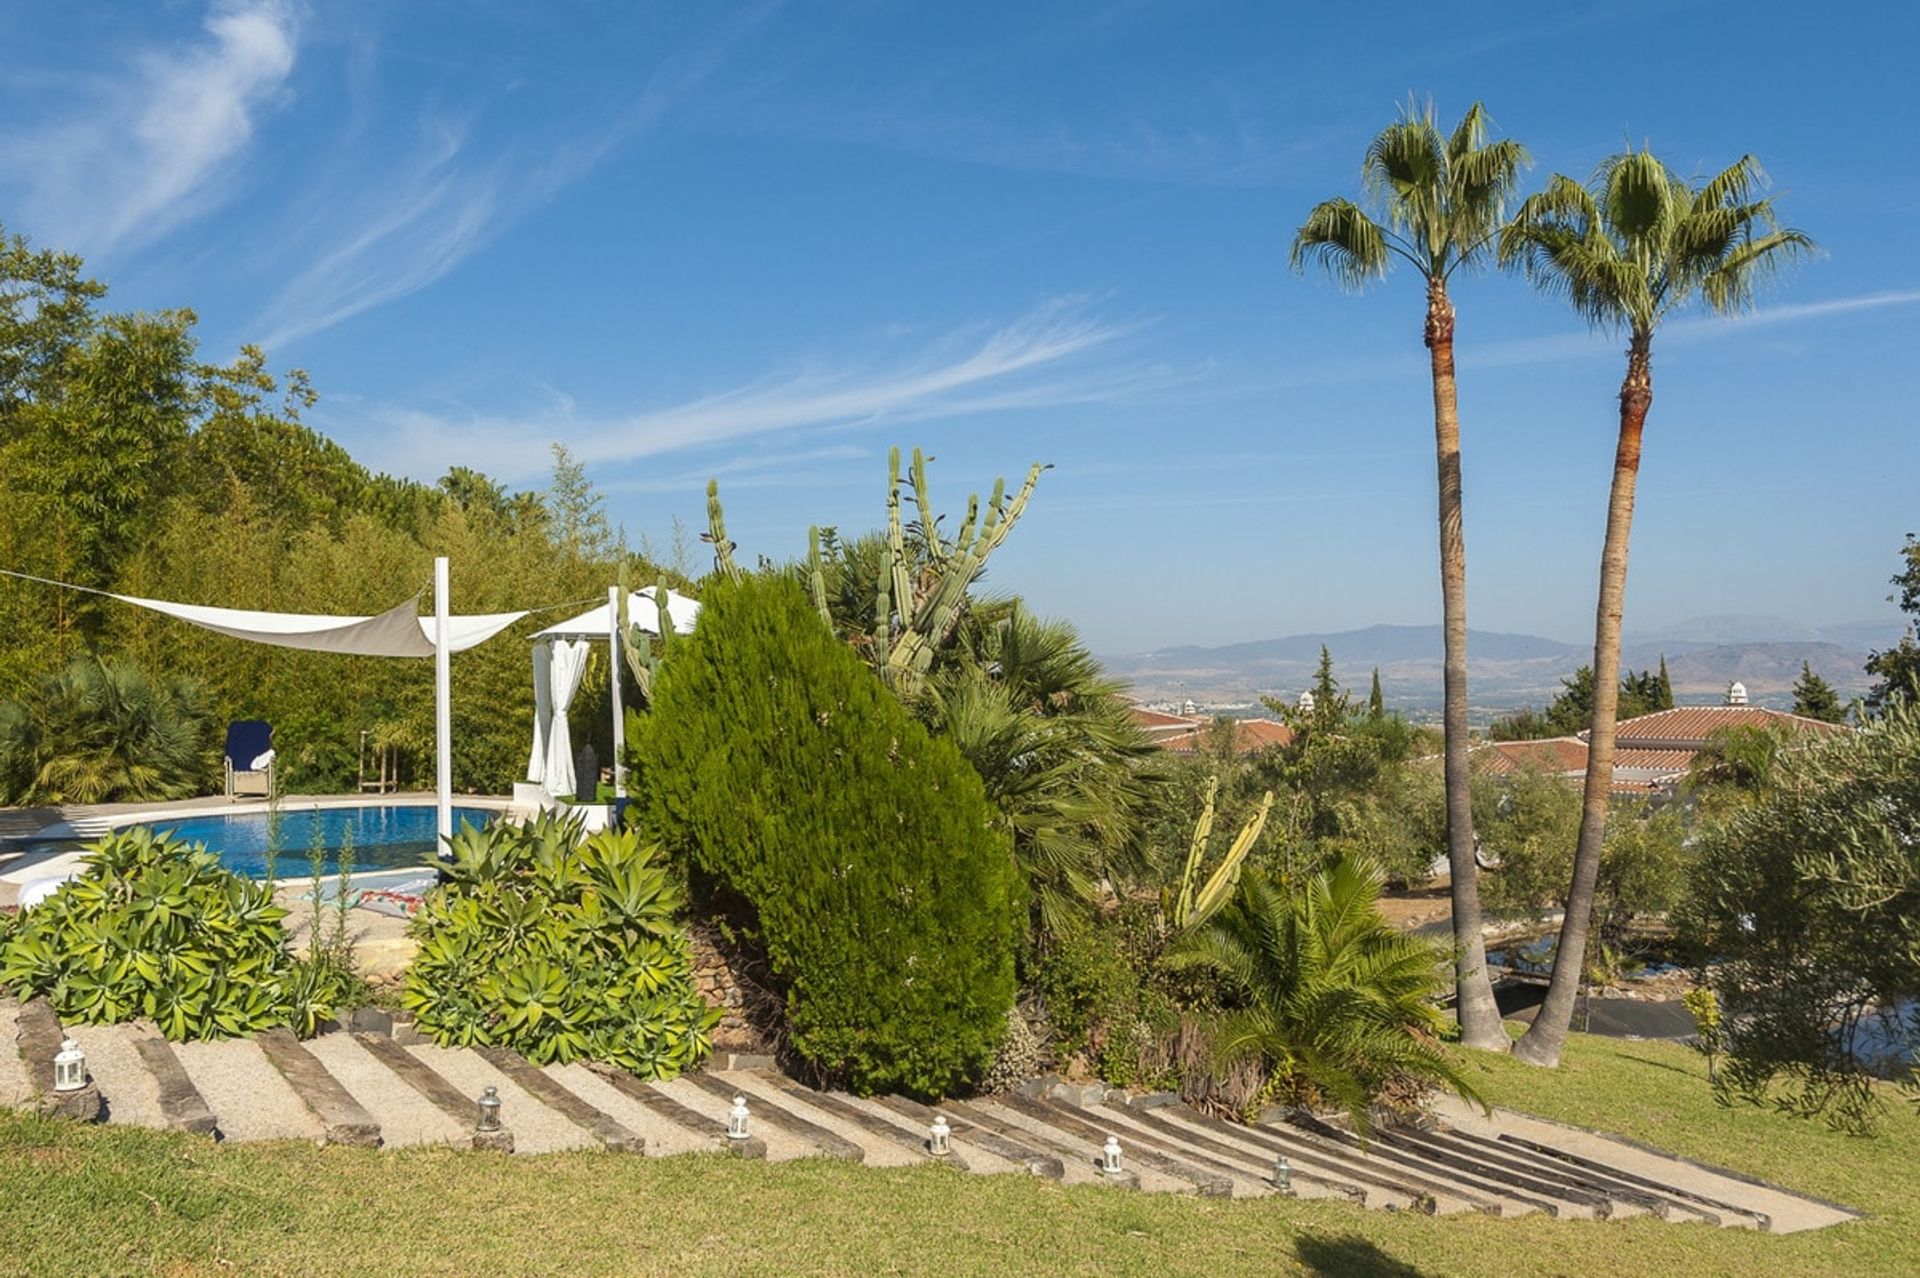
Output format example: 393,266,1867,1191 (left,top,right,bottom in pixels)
302,1032,464,1149
406,1044,595,1155
0,1000,35,1106
969,1097,1184,1190
543,1063,715,1157
834,1088,1025,1176
65,1022,166,1129
721,1072,920,1168
172,1038,323,1143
